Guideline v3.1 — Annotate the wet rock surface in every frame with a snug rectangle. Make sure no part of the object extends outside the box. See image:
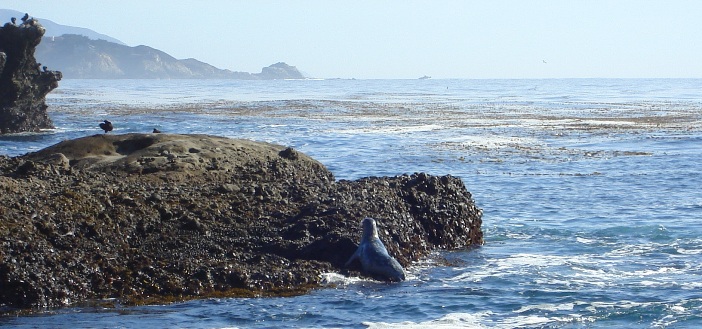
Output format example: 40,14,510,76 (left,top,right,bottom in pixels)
0,133,483,311
0,15,62,134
